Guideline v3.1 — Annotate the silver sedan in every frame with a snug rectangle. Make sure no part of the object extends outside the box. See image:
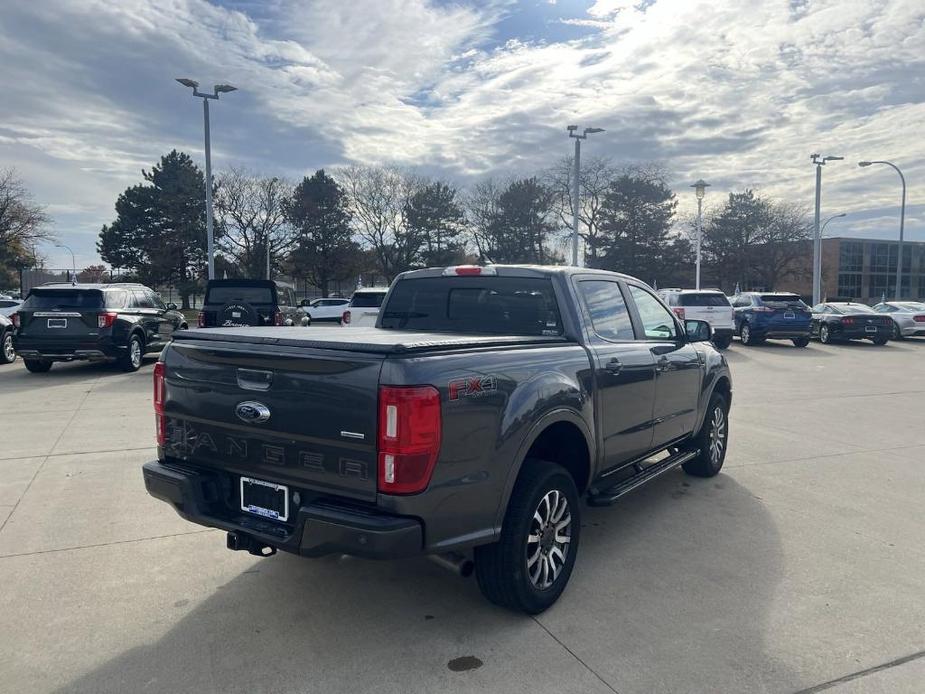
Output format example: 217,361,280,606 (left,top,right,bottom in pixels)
873,302,925,339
